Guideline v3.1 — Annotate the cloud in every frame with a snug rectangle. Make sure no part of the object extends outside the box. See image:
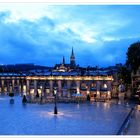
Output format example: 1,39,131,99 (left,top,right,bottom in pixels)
0,5,140,67
0,11,10,22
